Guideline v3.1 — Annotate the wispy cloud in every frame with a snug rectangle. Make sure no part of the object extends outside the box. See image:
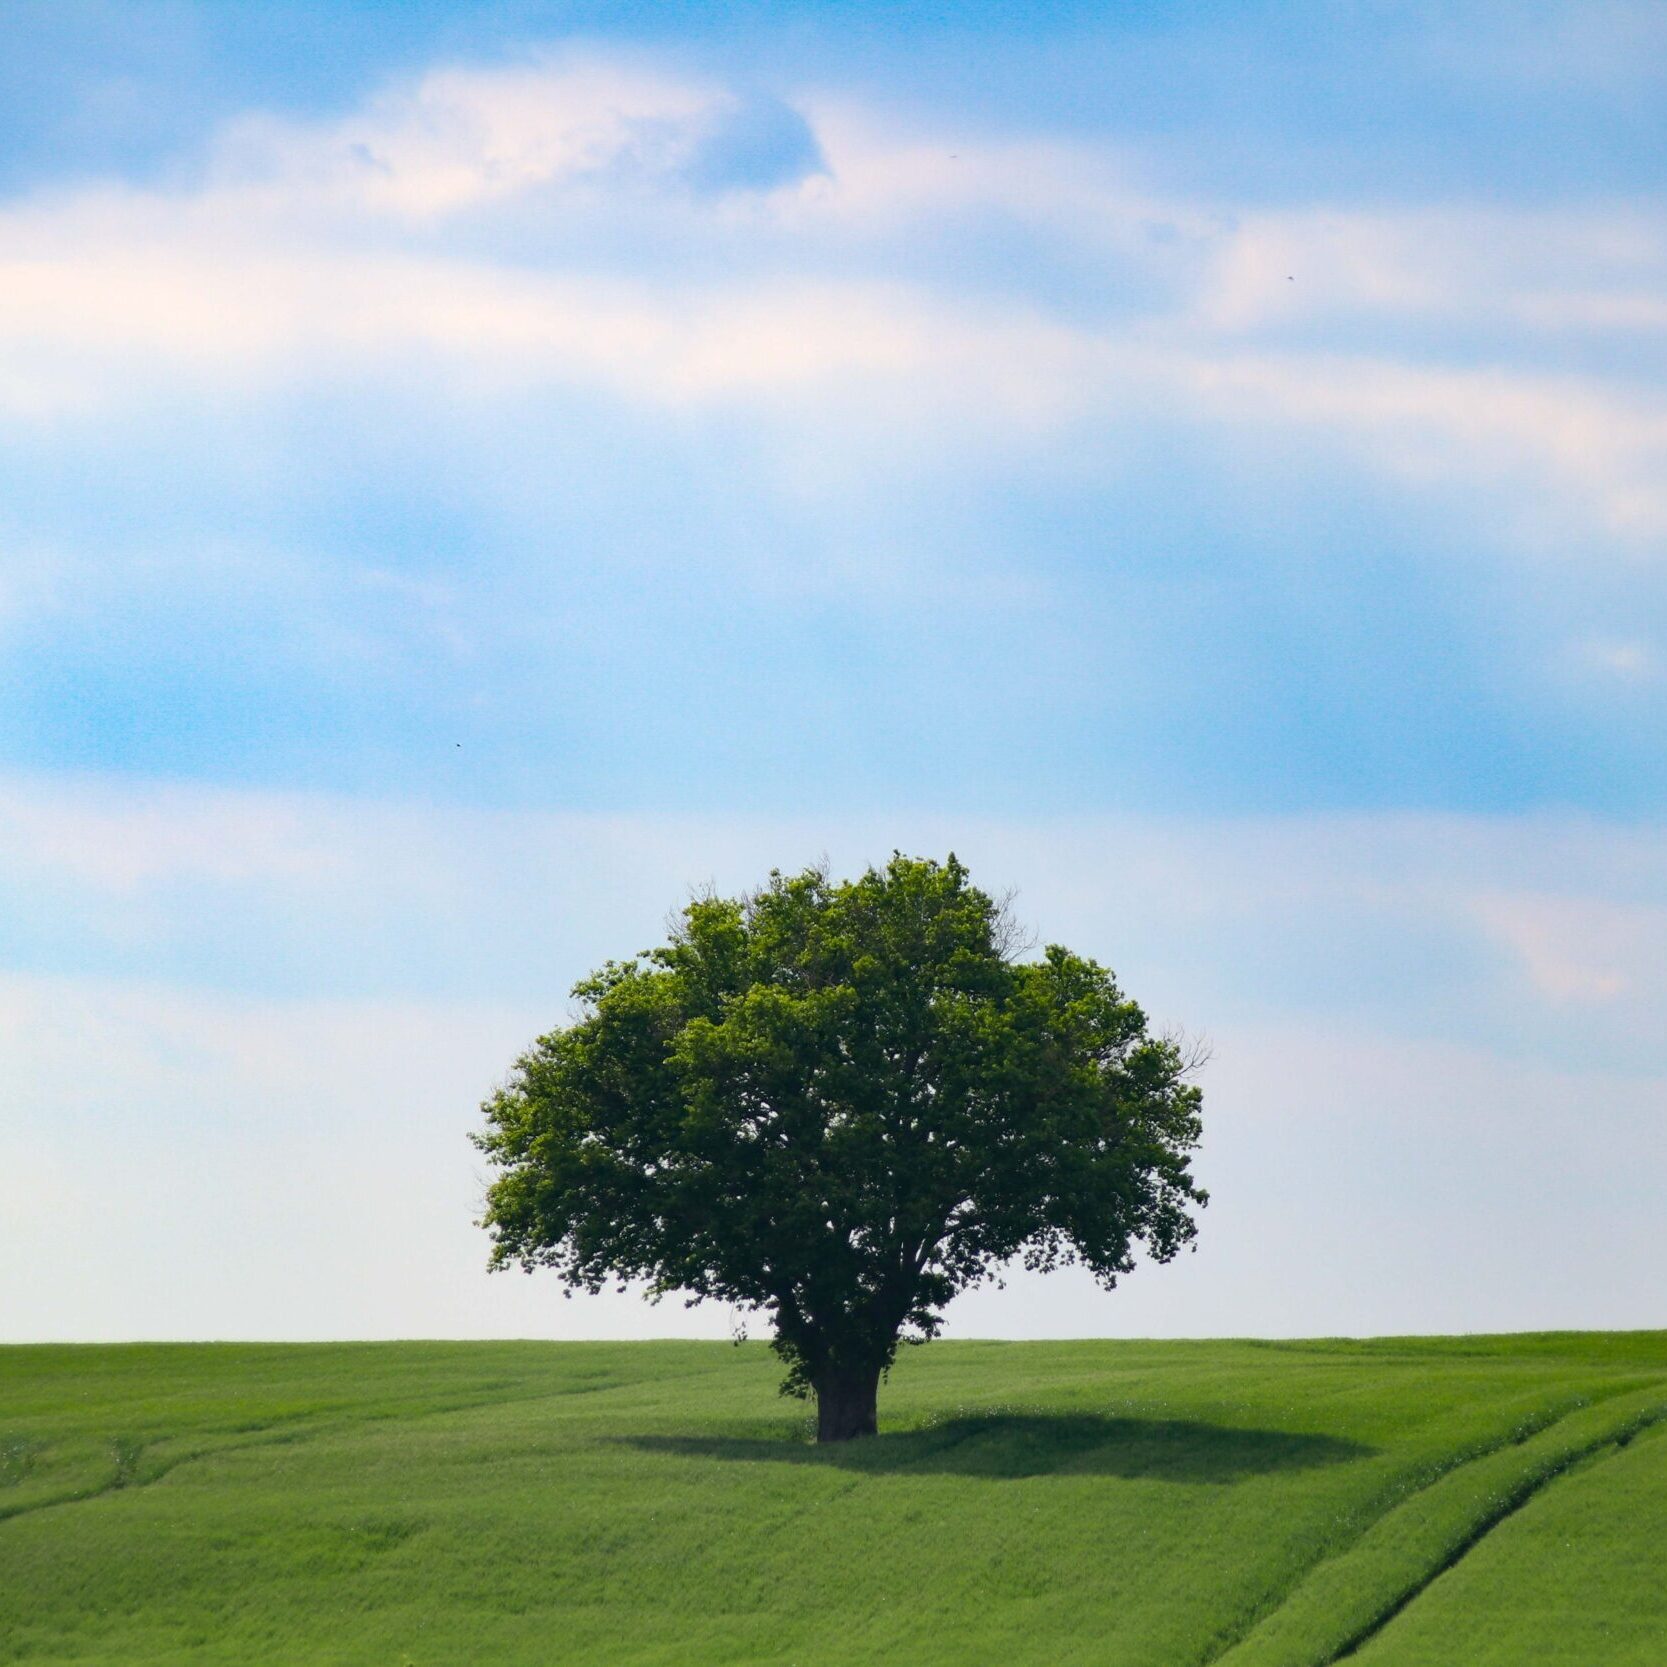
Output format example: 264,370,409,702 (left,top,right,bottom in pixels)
4,761,1665,1343
212,55,825,218
1170,349,1667,537
4,50,1667,546
1469,889,1663,1004
4,770,1663,1069
1192,202,1667,334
